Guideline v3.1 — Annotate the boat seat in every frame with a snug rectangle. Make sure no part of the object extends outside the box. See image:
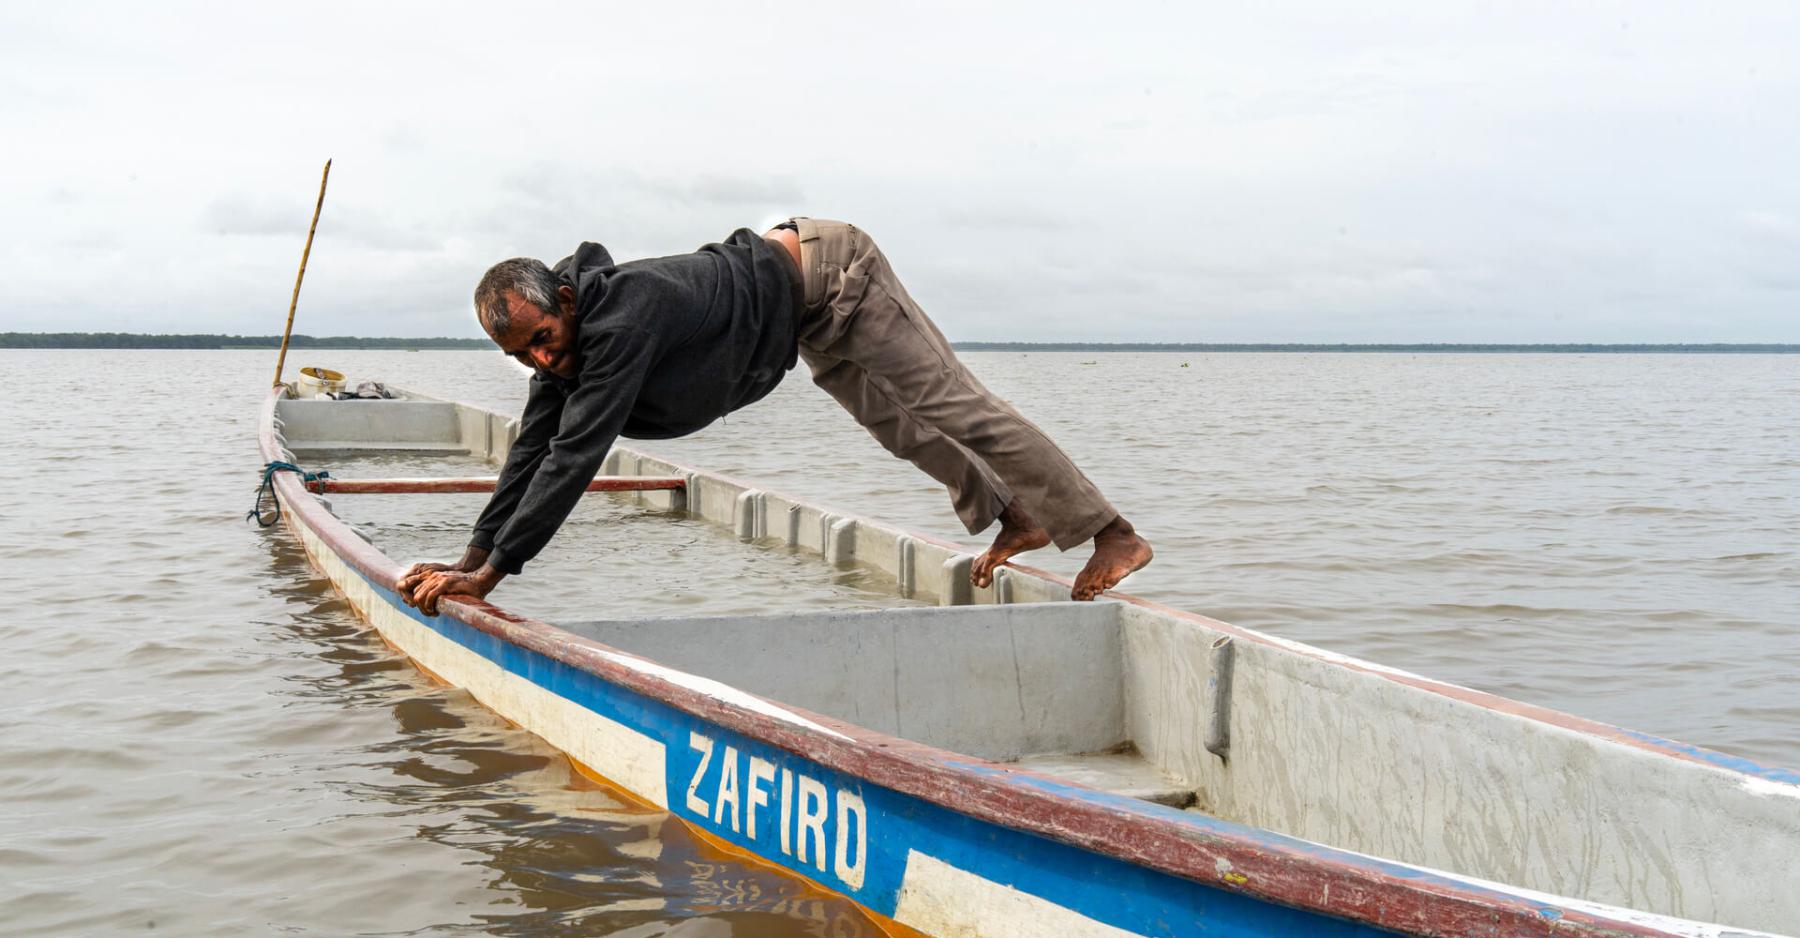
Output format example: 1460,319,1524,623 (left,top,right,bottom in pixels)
1011,749,1196,809
276,399,466,452
284,441,471,454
